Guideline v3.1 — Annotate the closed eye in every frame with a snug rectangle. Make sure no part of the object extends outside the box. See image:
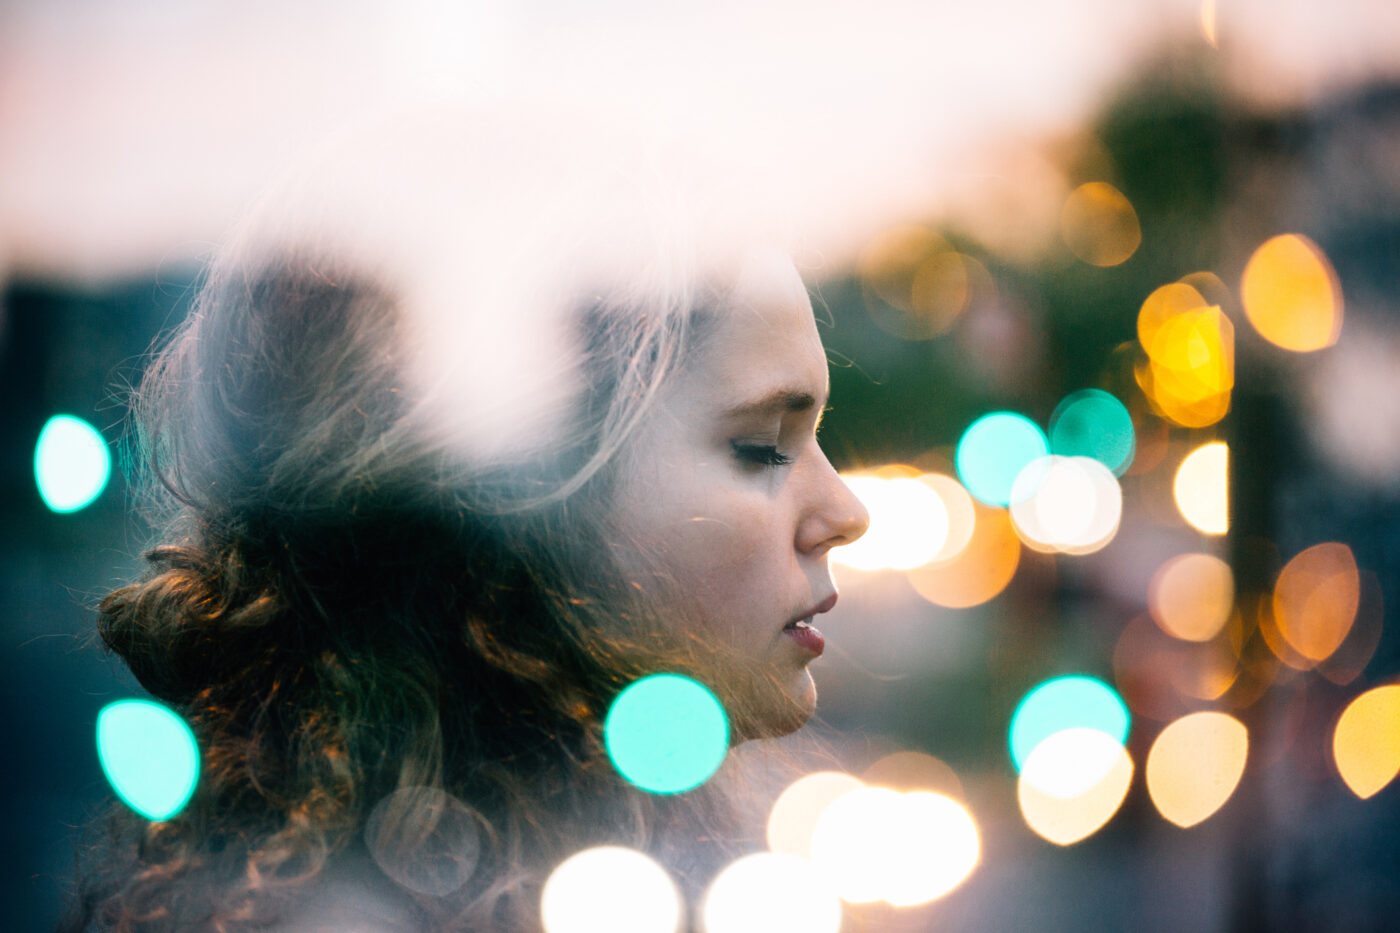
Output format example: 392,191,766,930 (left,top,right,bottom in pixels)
730,442,793,468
